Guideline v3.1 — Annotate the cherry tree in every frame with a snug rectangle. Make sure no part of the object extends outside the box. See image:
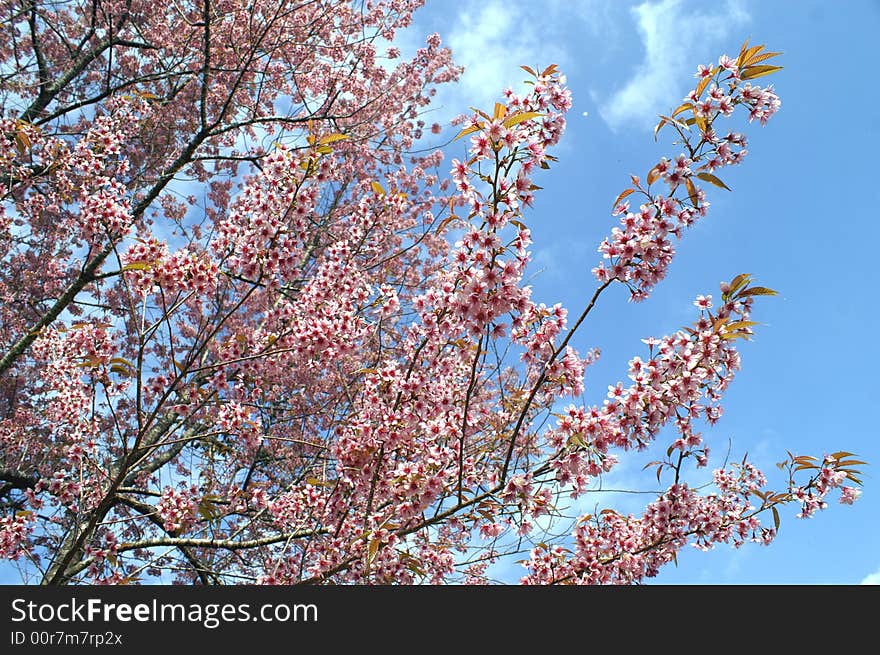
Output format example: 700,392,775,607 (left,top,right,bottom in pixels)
0,0,862,585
